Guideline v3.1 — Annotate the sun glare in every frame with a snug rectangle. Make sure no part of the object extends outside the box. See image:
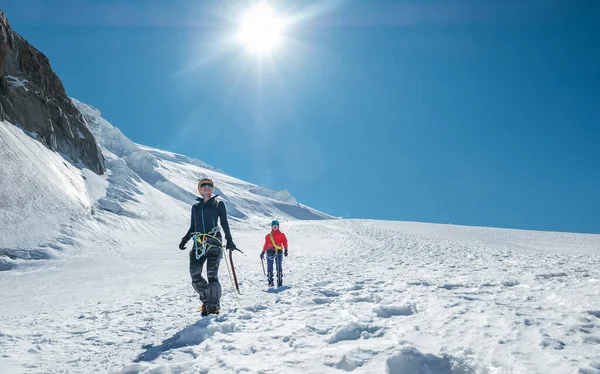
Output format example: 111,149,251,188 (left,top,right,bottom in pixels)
237,3,286,55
